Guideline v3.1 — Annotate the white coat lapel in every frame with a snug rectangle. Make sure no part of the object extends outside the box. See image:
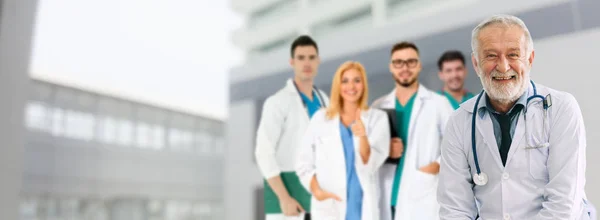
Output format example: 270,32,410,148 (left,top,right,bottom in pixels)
407,85,428,144
379,90,396,109
476,104,505,170
505,86,536,166
285,79,310,121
